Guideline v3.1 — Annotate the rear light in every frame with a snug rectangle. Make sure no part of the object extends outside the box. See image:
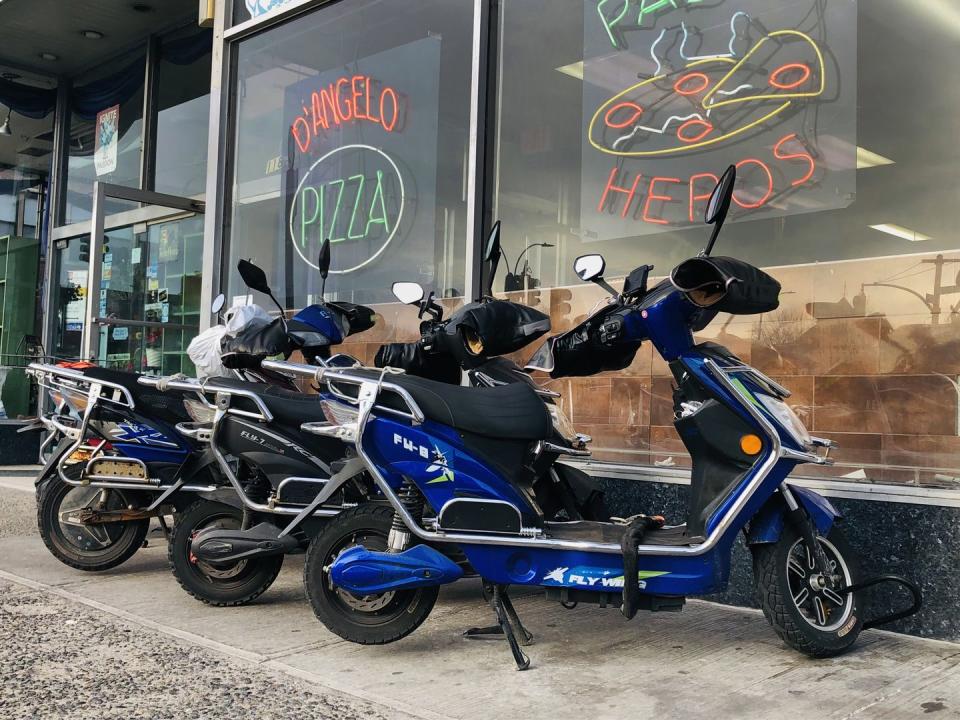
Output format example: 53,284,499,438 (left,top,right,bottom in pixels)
183,398,216,424
320,399,359,426
52,386,89,413
67,438,113,464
